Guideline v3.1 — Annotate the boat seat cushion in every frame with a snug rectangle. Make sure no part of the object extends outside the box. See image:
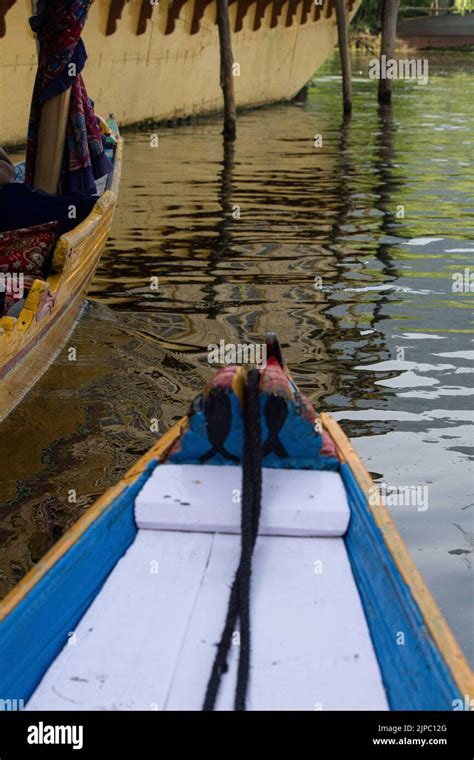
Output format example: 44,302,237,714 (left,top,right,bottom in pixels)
0,182,96,236
0,221,59,280
135,464,351,537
